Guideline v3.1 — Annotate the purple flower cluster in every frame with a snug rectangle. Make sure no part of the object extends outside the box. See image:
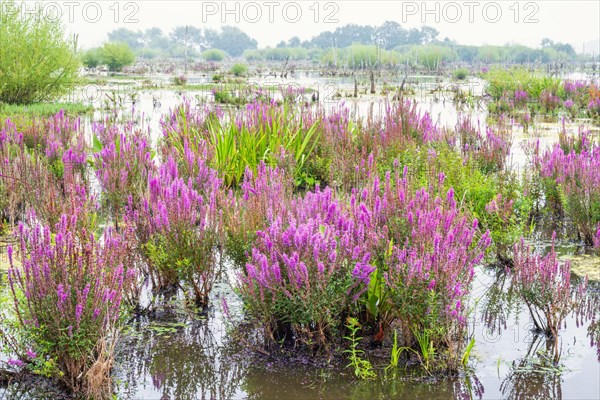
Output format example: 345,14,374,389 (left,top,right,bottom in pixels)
588,98,600,115
0,113,91,228
361,171,491,330
538,129,600,244
240,186,377,348
514,89,528,104
455,116,512,172
7,212,132,376
563,80,588,95
127,154,221,305
92,122,155,225
539,89,560,112
563,99,575,109
511,234,587,336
